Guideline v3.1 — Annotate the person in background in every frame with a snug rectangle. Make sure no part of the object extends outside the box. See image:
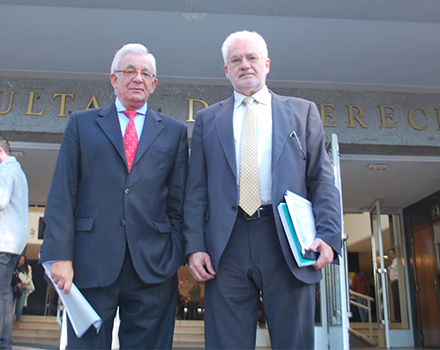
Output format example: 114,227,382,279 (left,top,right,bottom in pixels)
388,248,401,322
39,43,188,349
183,30,341,349
176,282,185,320
0,137,28,350
187,280,201,320
351,270,370,322
13,254,35,329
